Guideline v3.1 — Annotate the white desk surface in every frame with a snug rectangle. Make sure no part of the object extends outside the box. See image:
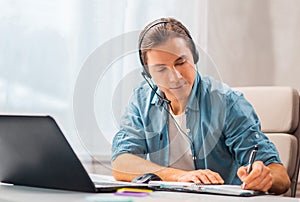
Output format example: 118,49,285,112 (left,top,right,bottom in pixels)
0,184,299,202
